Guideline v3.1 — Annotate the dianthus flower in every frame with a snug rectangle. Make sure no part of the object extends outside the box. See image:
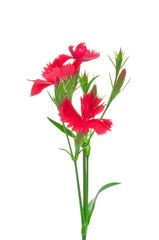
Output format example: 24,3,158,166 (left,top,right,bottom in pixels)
58,93,112,135
29,54,75,96
69,42,100,68
69,42,100,62
29,43,100,96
